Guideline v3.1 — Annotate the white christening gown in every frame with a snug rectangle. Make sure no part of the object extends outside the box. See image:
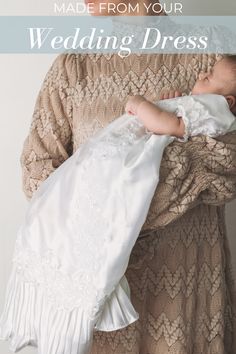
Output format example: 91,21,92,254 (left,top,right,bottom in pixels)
0,94,236,354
